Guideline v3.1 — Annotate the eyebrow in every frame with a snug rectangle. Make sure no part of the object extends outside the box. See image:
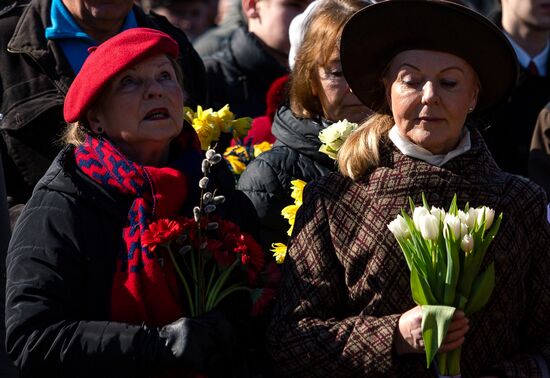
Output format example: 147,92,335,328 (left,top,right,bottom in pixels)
399,63,465,74
125,61,172,72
